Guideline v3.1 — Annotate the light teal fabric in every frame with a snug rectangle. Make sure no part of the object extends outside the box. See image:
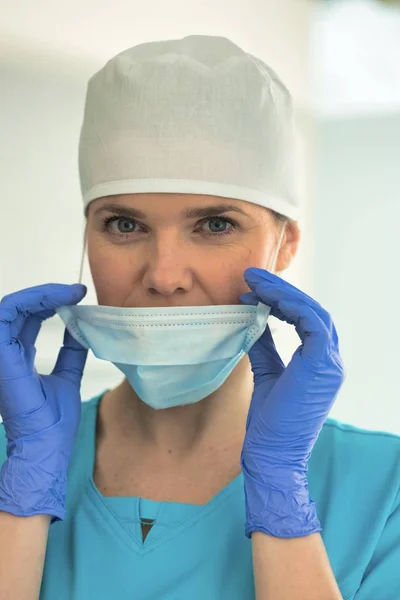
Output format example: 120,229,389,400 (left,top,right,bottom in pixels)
56,301,270,410
1,391,399,599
